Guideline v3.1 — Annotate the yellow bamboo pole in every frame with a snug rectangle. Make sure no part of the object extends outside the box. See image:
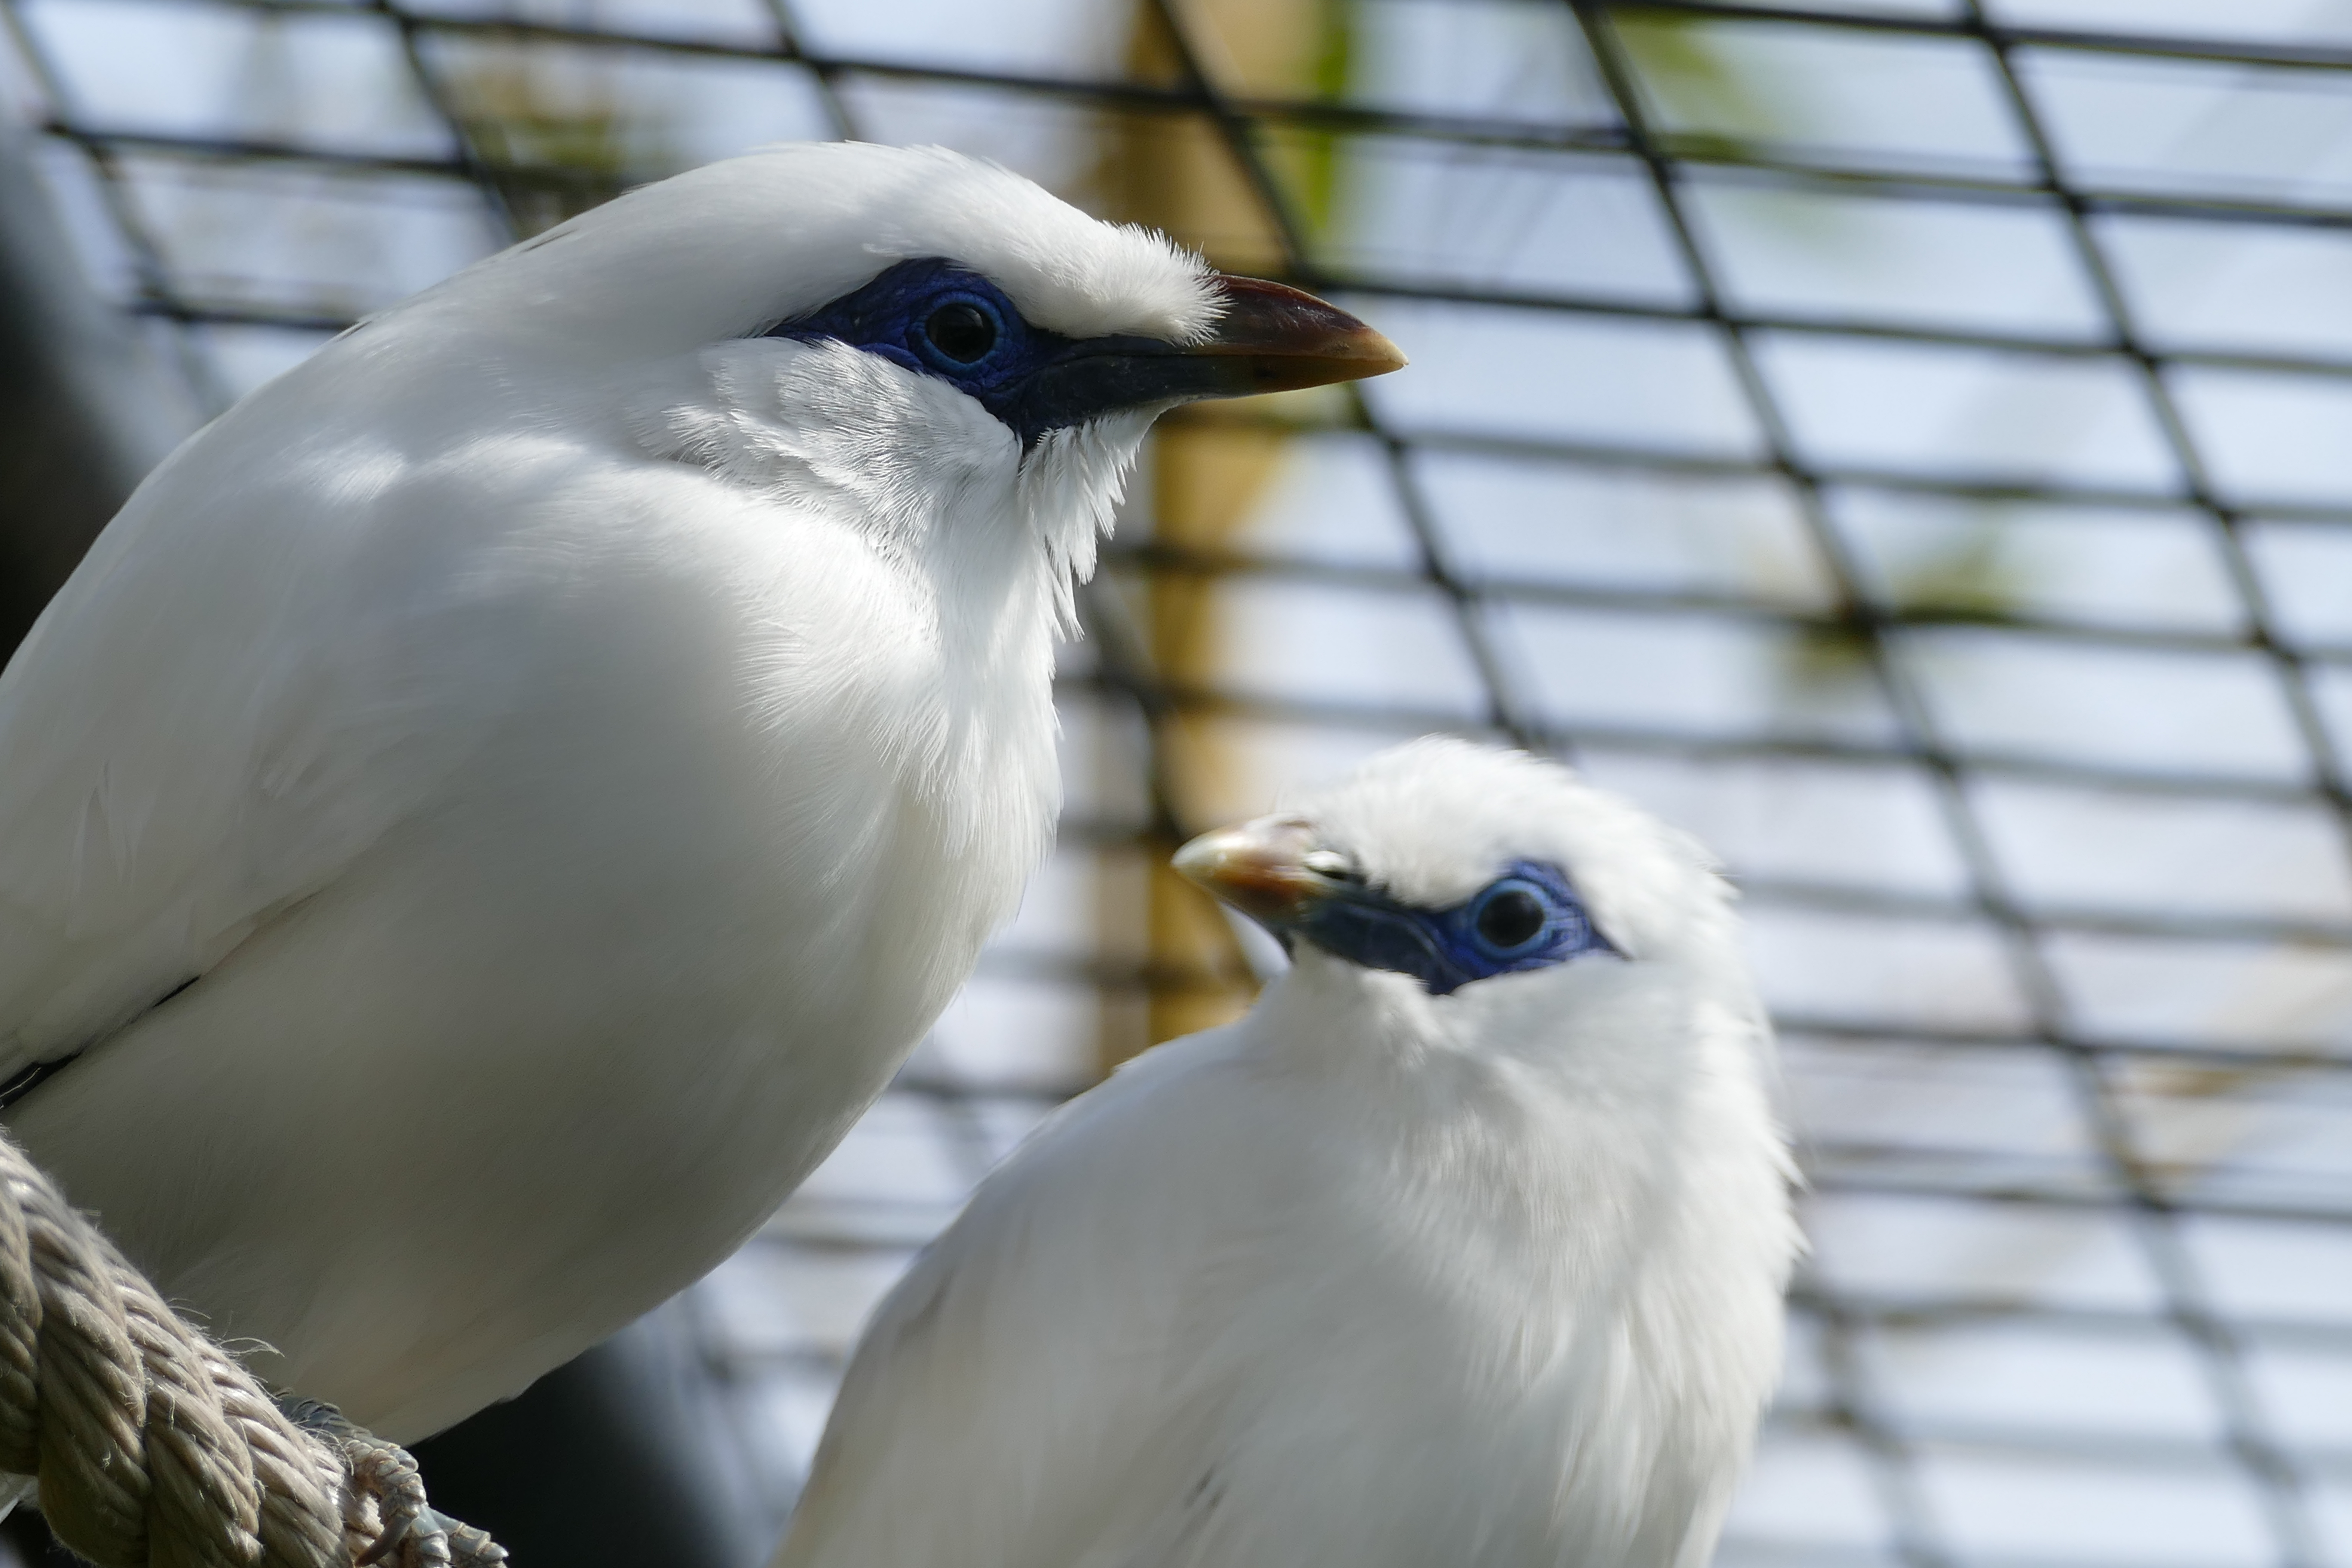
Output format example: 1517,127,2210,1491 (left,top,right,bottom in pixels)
1091,0,1334,1069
